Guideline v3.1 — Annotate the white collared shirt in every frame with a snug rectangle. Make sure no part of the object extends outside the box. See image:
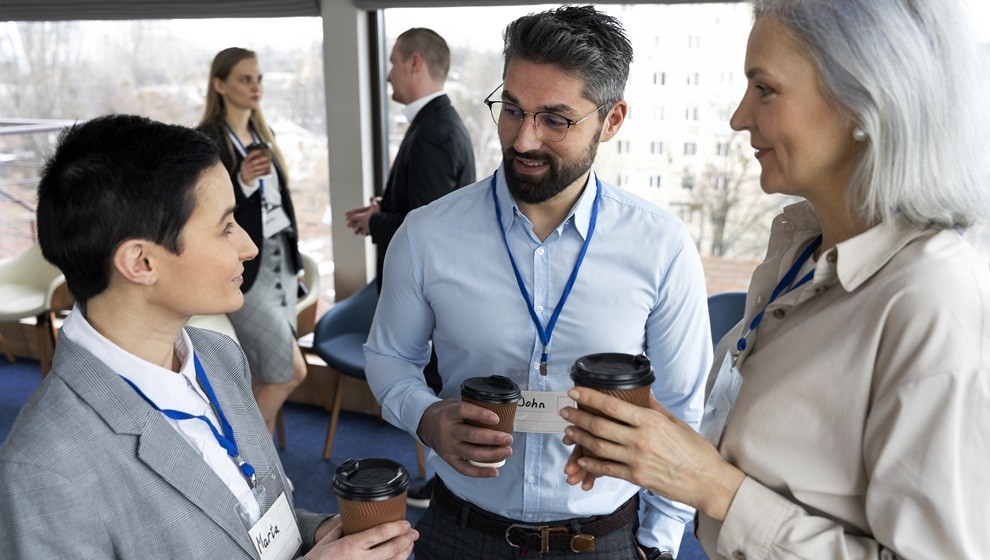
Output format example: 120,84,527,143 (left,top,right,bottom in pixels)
61,307,262,523
401,91,445,123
